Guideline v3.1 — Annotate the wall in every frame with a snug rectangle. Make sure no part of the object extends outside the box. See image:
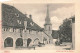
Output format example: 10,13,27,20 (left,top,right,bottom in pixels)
2,28,50,49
